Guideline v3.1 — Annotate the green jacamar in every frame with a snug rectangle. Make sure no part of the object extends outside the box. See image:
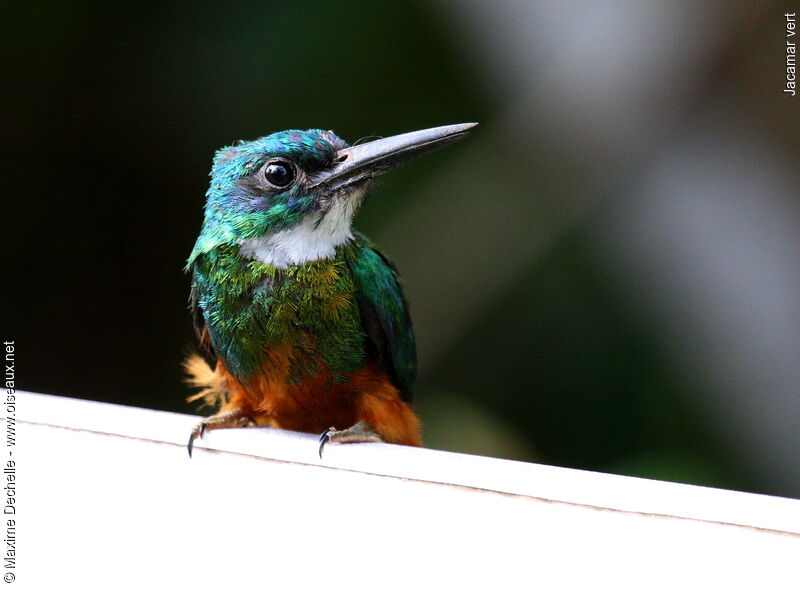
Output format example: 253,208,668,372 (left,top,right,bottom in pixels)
185,123,476,456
